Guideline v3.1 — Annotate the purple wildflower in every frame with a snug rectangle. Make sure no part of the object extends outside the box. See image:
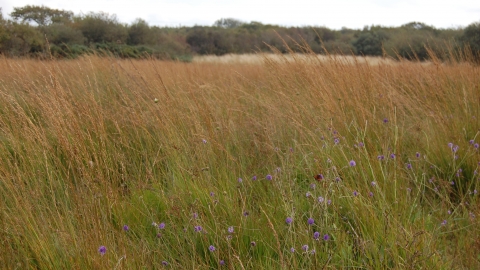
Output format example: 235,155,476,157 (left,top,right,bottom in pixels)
358,142,364,147
406,163,412,169
475,143,479,149
334,138,340,144
383,118,388,123
441,220,447,226
202,139,207,144
307,218,314,225
250,241,256,247
317,196,324,203
220,260,225,266
158,223,165,229
193,212,198,219
369,191,374,197
313,231,320,240
452,145,459,153
349,160,356,167
390,153,396,159
315,174,324,180
252,175,257,181
162,261,168,266
448,210,452,215
353,190,359,196
416,152,421,158
266,174,272,180
371,181,376,186
209,245,216,252
228,226,234,233
98,246,106,256
310,249,316,254
290,247,295,253
123,225,129,232
302,245,309,251
285,217,293,225
194,226,202,232
238,178,243,183
469,140,475,145
327,199,332,205
377,155,385,160
157,233,162,238
306,192,311,197
210,192,215,197
310,183,316,189
323,234,330,241
243,211,249,217
448,142,454,149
